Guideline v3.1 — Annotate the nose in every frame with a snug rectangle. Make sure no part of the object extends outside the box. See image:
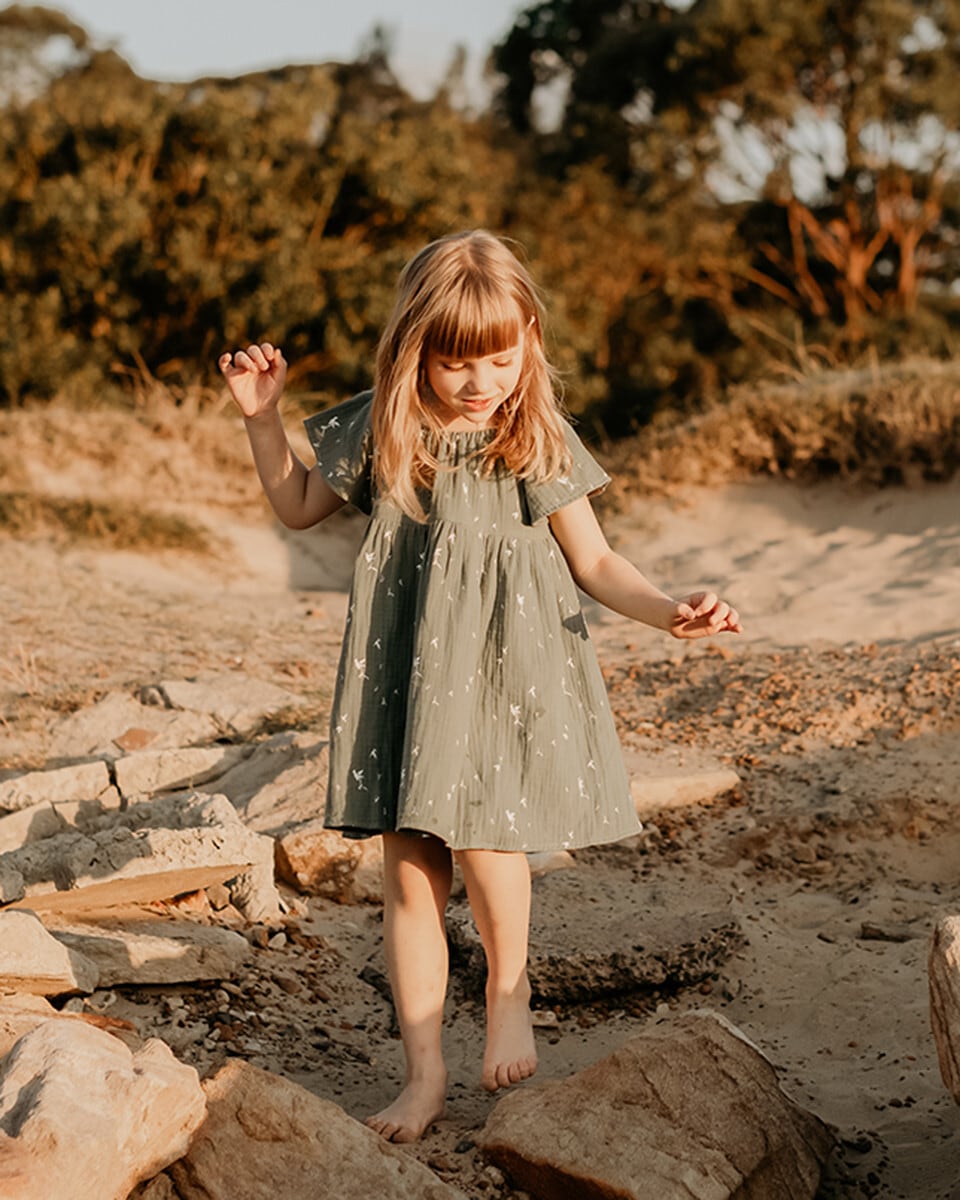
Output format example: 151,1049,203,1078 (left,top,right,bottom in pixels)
463,361,495,395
